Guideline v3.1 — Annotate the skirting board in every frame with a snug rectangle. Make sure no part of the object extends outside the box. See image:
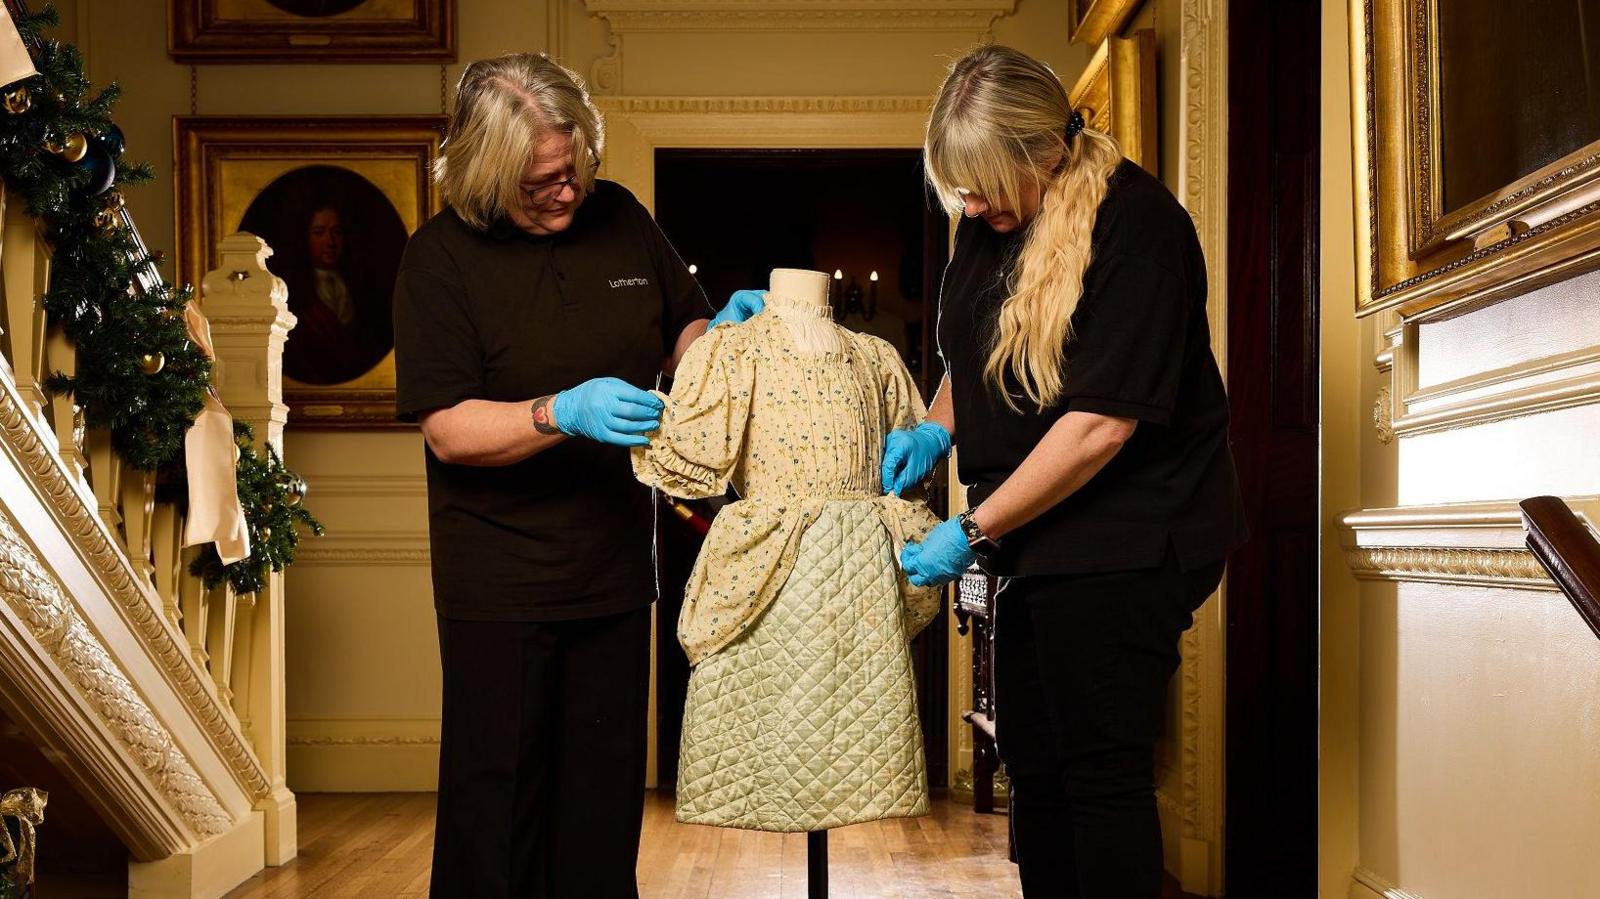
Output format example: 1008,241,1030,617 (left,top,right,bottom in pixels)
287,742,440,793
1351,867,1426,899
